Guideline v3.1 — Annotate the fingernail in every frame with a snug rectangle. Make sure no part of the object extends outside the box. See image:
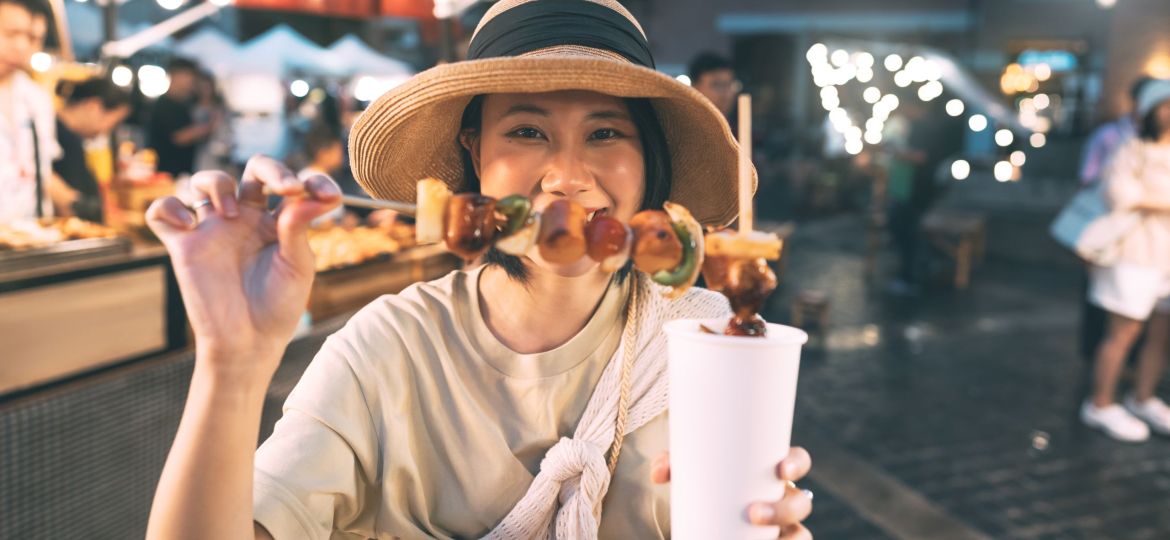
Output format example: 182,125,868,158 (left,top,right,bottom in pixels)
749,503,775,523
783,462,798,479
179,211,196,227
314,179,340,198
